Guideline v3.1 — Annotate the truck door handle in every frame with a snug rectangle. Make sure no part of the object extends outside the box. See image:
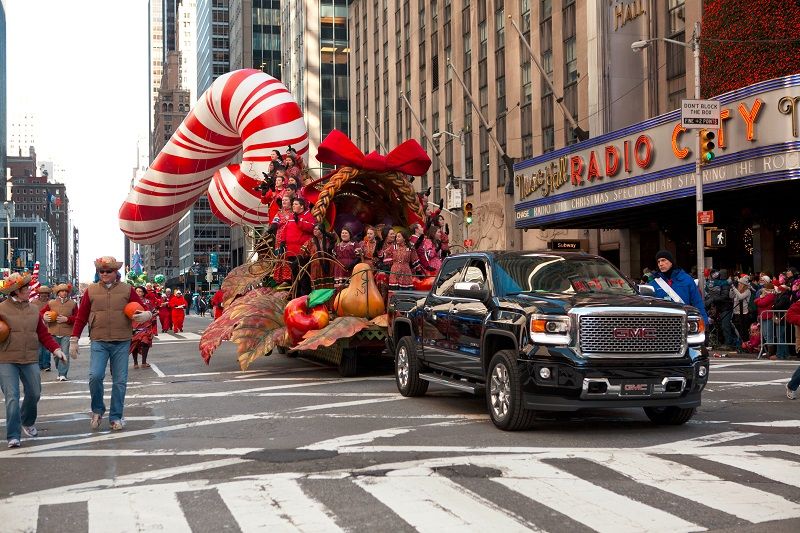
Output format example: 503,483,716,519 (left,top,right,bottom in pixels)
423,306,433,314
